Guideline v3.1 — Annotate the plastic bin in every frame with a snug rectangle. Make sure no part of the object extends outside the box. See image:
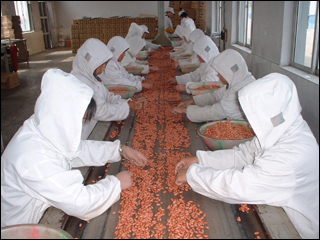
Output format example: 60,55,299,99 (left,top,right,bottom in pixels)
1,224,73,239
